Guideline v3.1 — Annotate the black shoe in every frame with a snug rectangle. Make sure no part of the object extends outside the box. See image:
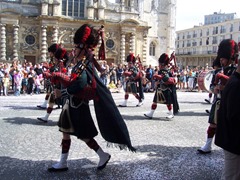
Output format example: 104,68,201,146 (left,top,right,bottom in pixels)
197,149,211,154
204,99,211,104
205,109,210,114
97,155,111,170
48,167,68,172
136,101,143,107
37,105,47,109
144,114,152,119
37,117,48,123
119,105,127,107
